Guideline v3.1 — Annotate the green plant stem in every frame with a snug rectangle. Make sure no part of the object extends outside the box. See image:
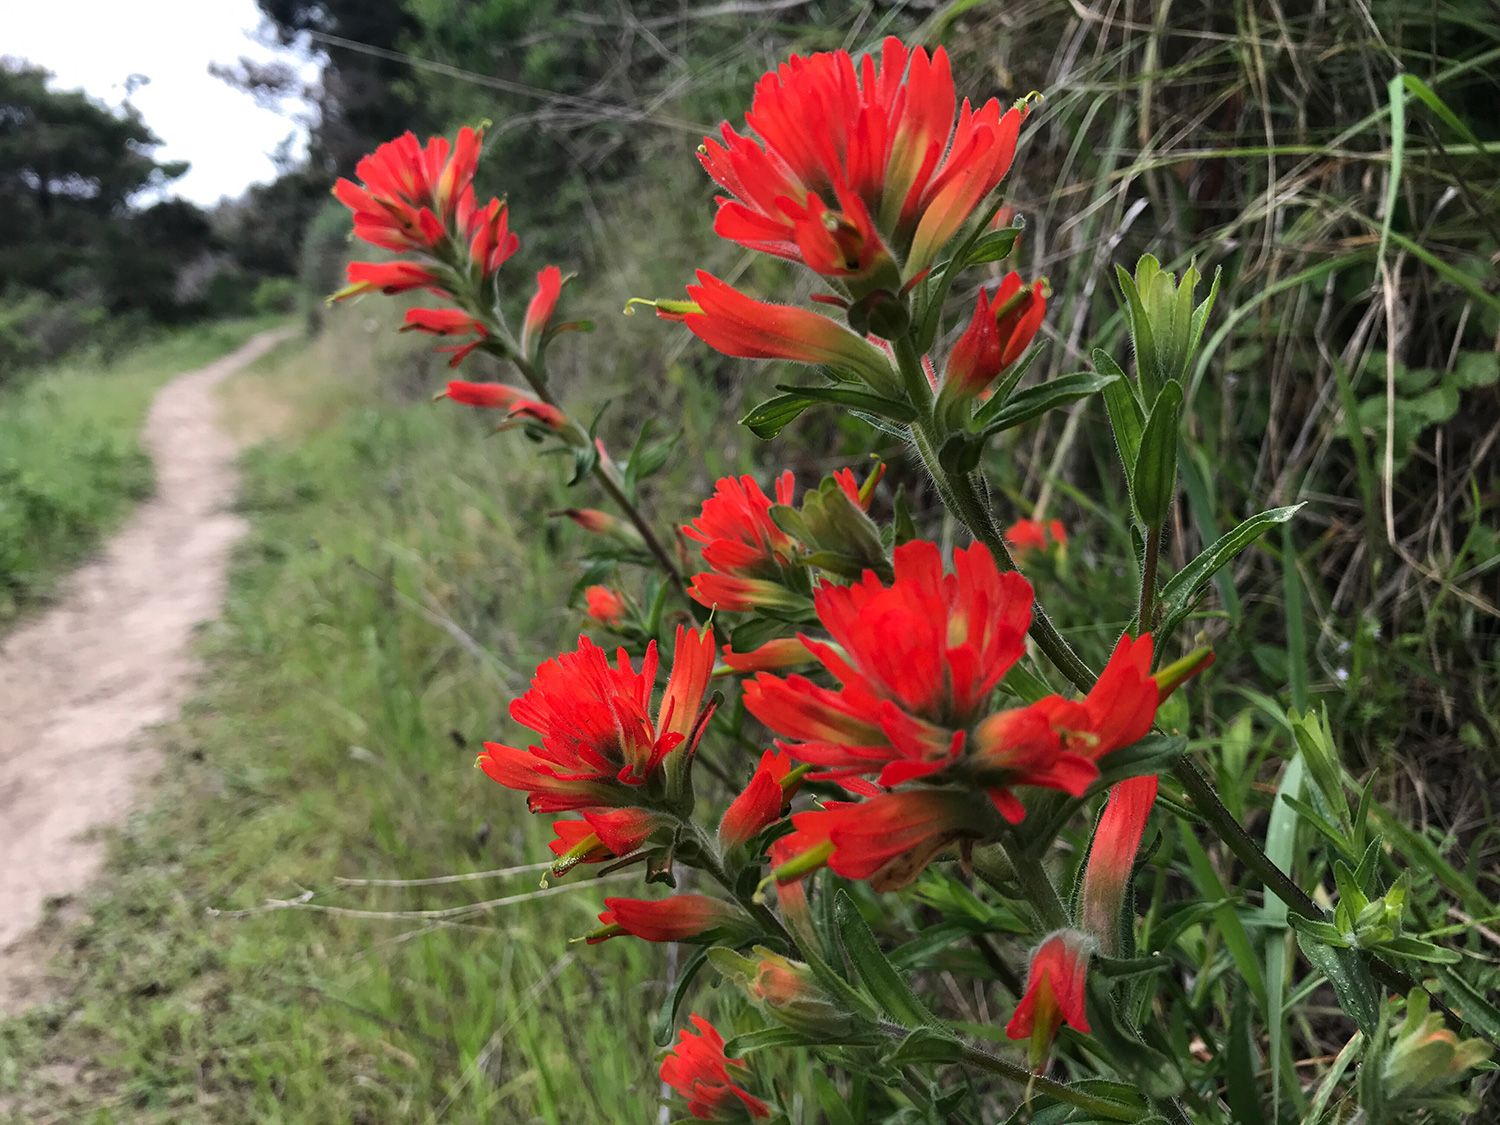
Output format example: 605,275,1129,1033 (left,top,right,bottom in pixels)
998,836,1070,931
950,1039,1143,1121
1171,756,1440,1012
1139,521,1162,631
686,823,799,955
505,347,687,596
